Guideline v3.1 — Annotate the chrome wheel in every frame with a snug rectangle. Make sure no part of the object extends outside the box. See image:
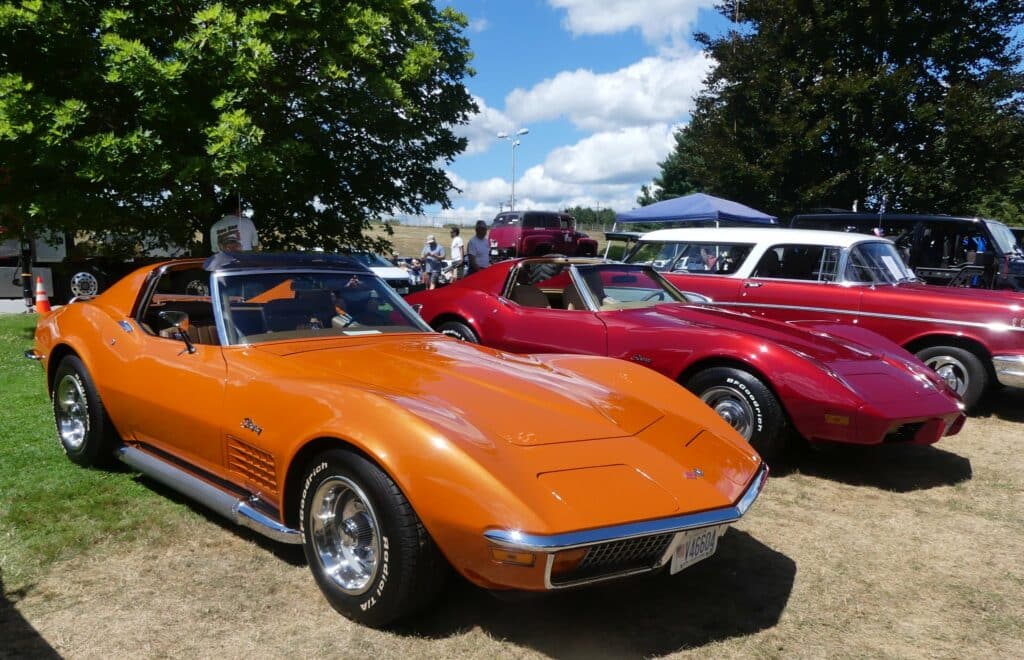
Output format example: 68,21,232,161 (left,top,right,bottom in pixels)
310,476,381,595
55,374,89,450
69,271,99,297
700,385,755,441
923,354,969,396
